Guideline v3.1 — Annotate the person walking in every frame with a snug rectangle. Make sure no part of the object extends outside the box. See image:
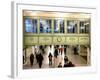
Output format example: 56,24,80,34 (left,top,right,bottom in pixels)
48,52,53,66
60,47,64,55
38,53,44,68
74,47,77,55
54,48,58,58
64,56,68,63
54,47,58,67
64,46,67,55
30,53,34,67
